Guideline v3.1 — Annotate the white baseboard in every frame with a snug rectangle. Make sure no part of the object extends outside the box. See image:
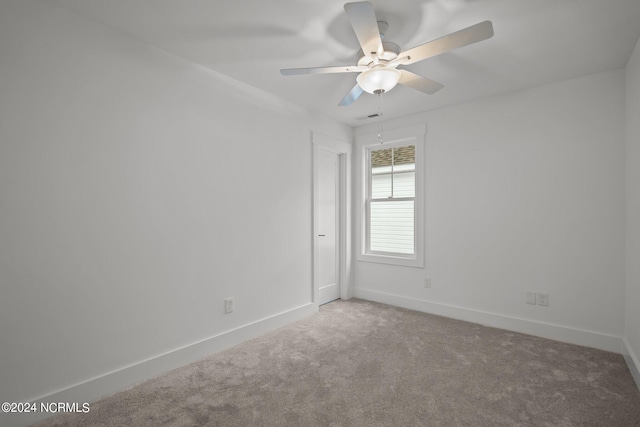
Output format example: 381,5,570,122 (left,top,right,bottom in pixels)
355,288,622,353
623,338,640,391
4,303,317,427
